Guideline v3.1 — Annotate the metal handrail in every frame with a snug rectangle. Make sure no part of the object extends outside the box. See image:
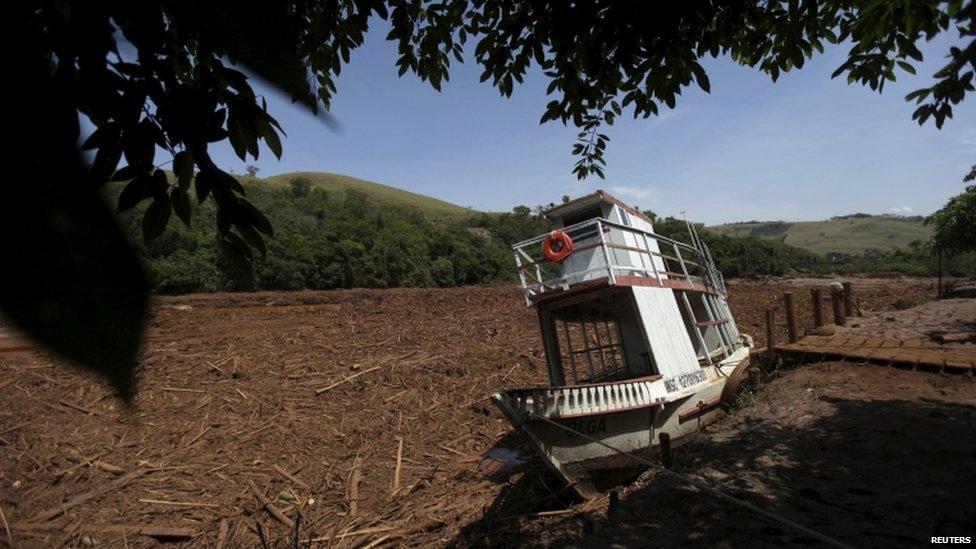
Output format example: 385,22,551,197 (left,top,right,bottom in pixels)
512,217,708,261
512,217,724,301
